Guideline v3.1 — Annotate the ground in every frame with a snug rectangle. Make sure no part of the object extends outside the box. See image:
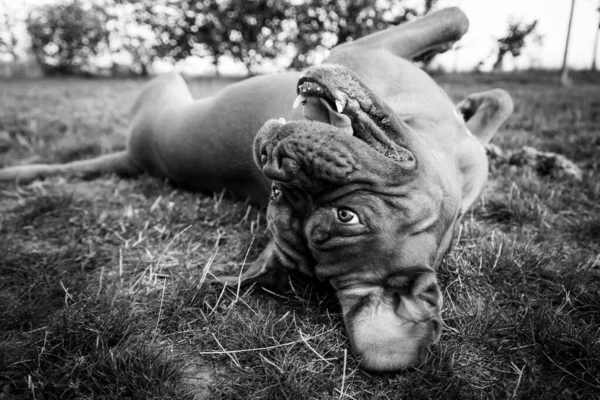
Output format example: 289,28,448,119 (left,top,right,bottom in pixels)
0,71,599,399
